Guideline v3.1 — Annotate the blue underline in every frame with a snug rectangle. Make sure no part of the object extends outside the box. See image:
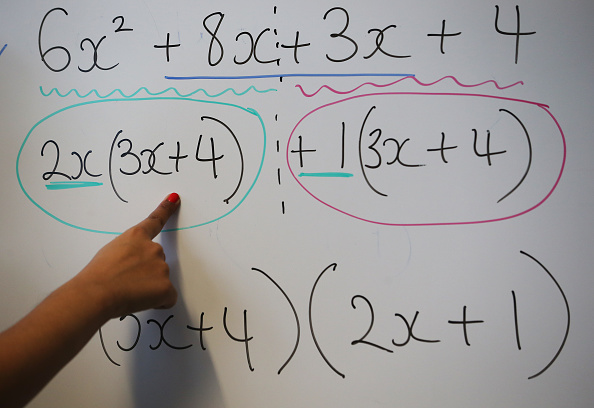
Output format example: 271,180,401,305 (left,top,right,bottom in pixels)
165,73,415,80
